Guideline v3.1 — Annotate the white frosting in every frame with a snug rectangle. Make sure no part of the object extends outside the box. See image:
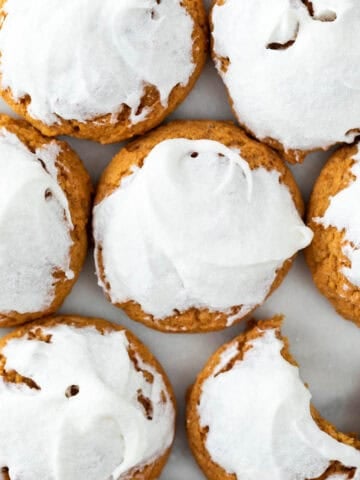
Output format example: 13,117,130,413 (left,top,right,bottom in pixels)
93,139,313,320
198,327,360,479
316,146,360,287
212,0,360,153
0,129,74,314
0,0,195,126
0,323,175,479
